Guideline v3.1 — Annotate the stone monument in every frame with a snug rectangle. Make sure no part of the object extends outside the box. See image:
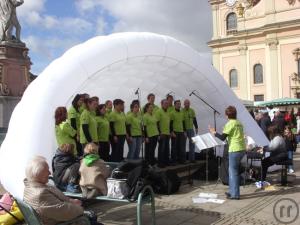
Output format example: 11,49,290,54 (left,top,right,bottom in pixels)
0,0,32,129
